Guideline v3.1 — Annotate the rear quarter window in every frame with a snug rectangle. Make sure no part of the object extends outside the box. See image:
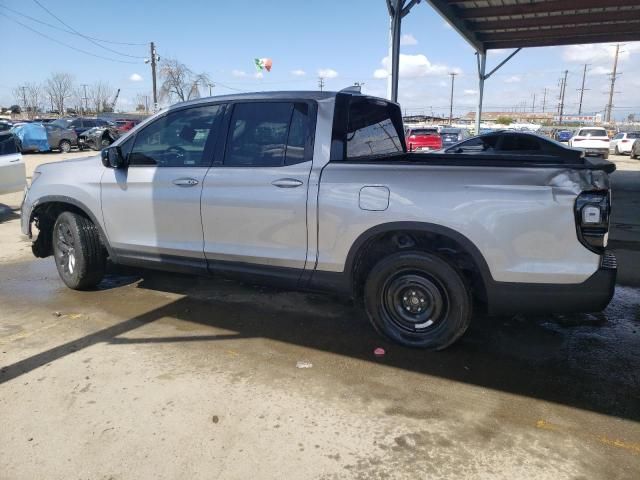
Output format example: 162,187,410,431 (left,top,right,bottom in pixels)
346,98,404,159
